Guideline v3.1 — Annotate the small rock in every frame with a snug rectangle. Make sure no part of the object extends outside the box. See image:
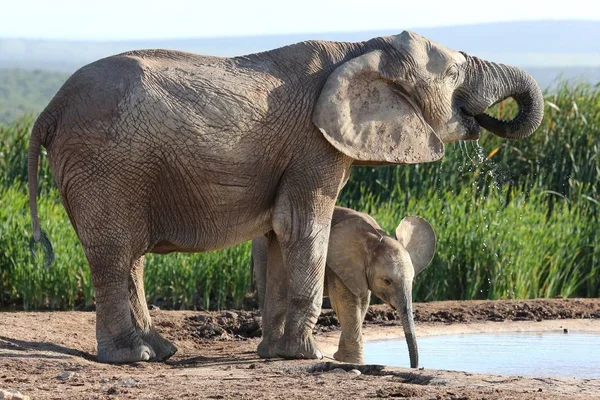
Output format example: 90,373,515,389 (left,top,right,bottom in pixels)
563,328,569,334
118,378,138,387
248,363,257,369
56,371,77,381
0,389,30,400
348,369,362,377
